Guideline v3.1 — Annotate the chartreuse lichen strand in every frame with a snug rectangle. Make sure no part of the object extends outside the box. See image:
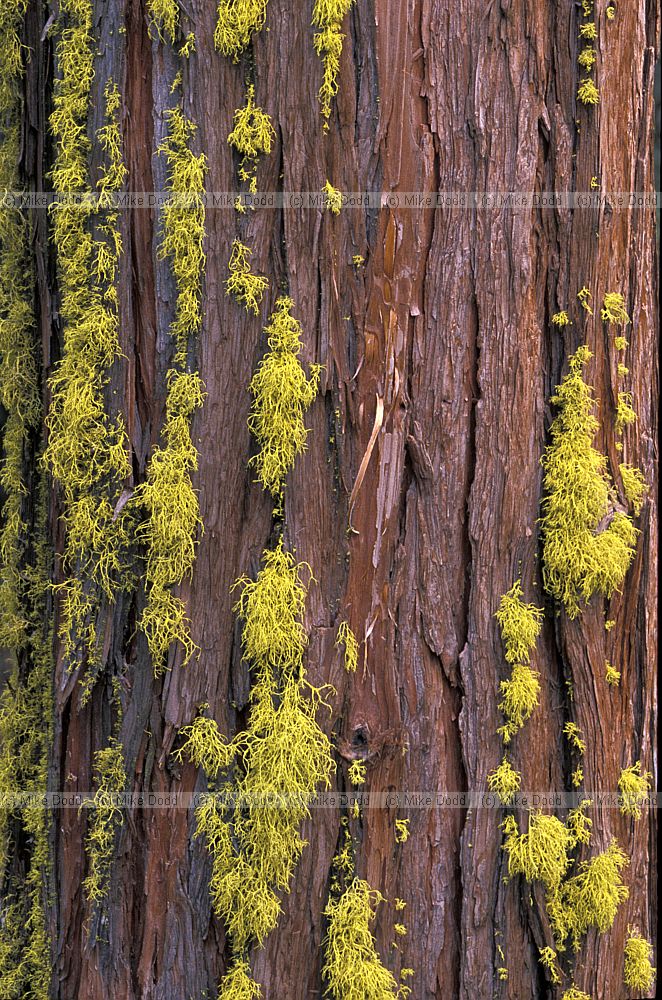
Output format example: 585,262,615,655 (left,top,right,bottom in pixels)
497,664,540,744
601,292,630,325
563,722,586,754
560,988,591,1000
348,760,366,786
495,580,544,664
227,85,275,196
623,928,656,992
539,947,561,985
175,709,235,779
82,739,126,901
618,761,652,819
502,812,574,891
615,391,636,435
322,878,402,999
0,0,41,651
605,661,621,686
487,757,521,805
567,799,592,846
214,0,269,60
135,107,206,669
226,239,268,314
619,464,647,515
147,0,179,43
540,346,637,617
324,180,343,214
248,296,321,498
577,287,593,313
577,78,600,105
46,1,132,673
552,310,570,327
217,959,262,999
560,839,629,949
336,621,358,672
313,0,355,125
